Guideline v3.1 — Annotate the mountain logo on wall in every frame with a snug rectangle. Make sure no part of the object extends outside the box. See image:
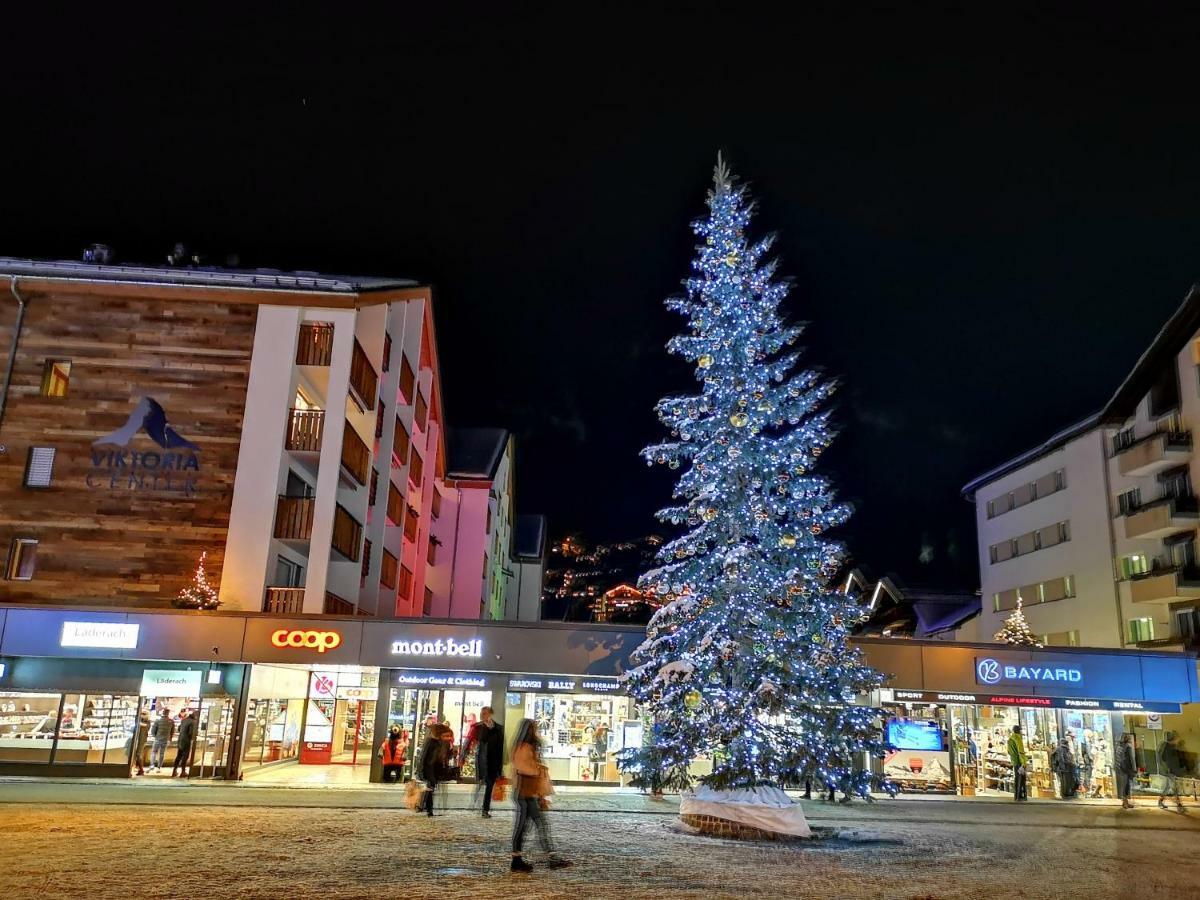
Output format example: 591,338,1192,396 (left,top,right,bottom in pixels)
93,397,200,451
